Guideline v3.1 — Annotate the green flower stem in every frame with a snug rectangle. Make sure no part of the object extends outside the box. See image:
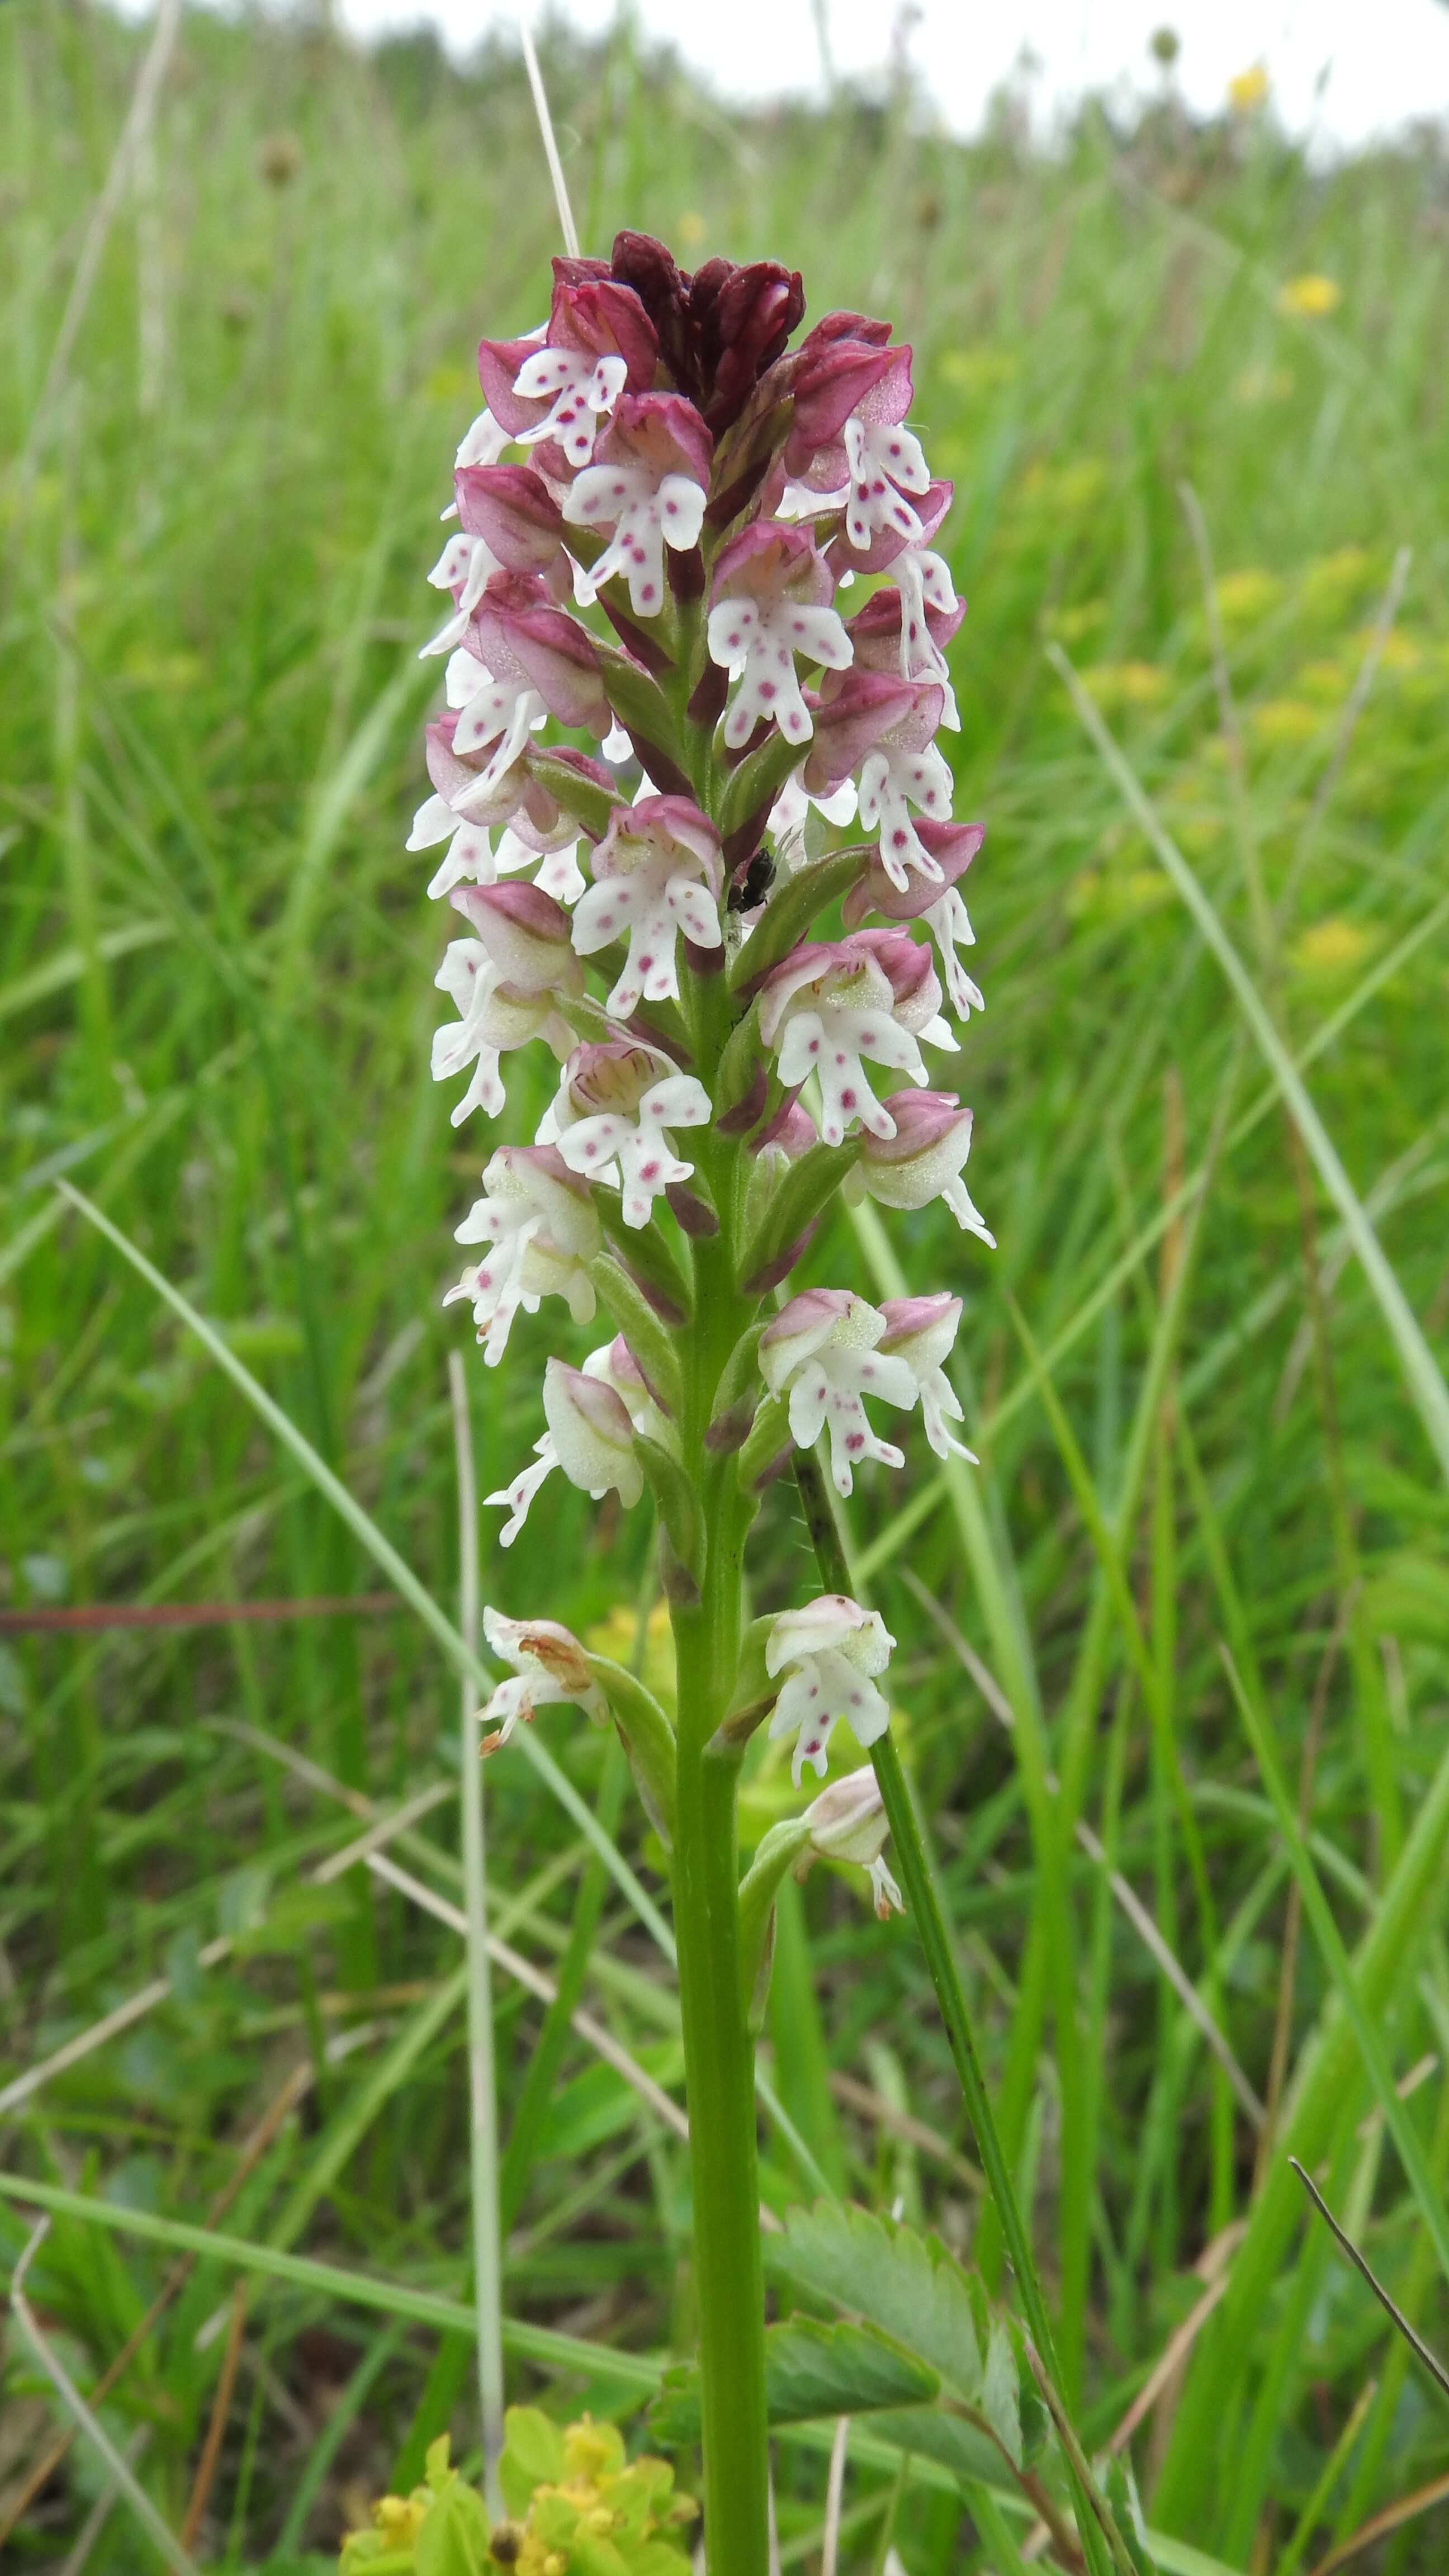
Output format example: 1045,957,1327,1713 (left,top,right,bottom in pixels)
667,961,771,2576
792,1443,1114,2576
